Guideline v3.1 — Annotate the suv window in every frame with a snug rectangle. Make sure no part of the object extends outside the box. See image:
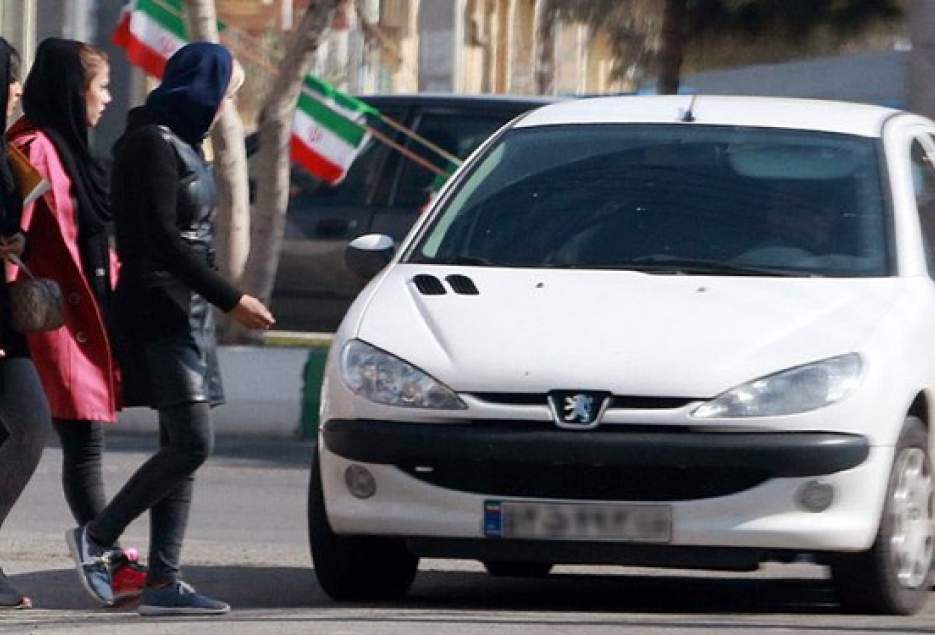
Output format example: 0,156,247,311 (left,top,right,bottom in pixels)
410,124,889,277
393,112,510,208
911,139,935,275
